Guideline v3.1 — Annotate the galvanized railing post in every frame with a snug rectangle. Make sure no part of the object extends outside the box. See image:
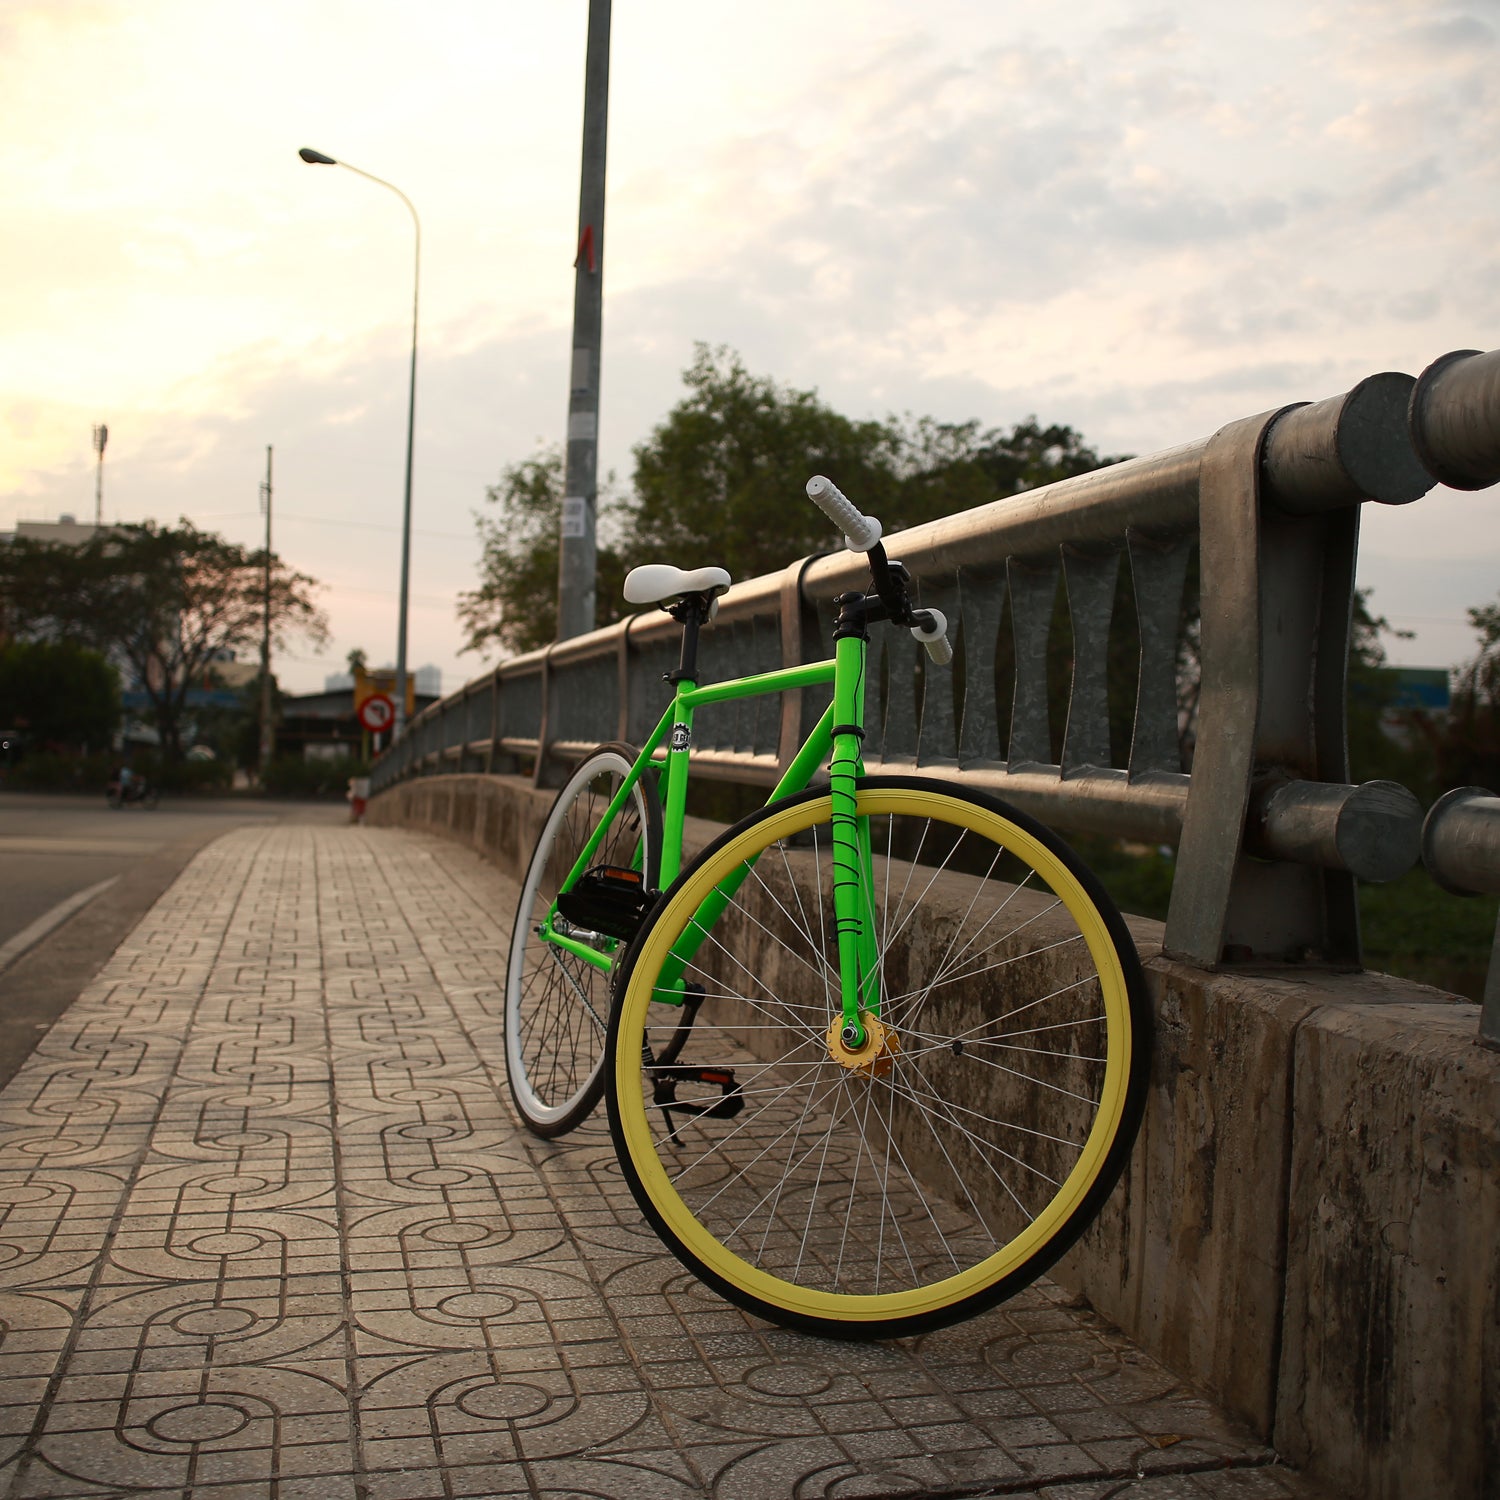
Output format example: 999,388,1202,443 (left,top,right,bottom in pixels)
1164,389,1428,967
1164,411,1285,965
